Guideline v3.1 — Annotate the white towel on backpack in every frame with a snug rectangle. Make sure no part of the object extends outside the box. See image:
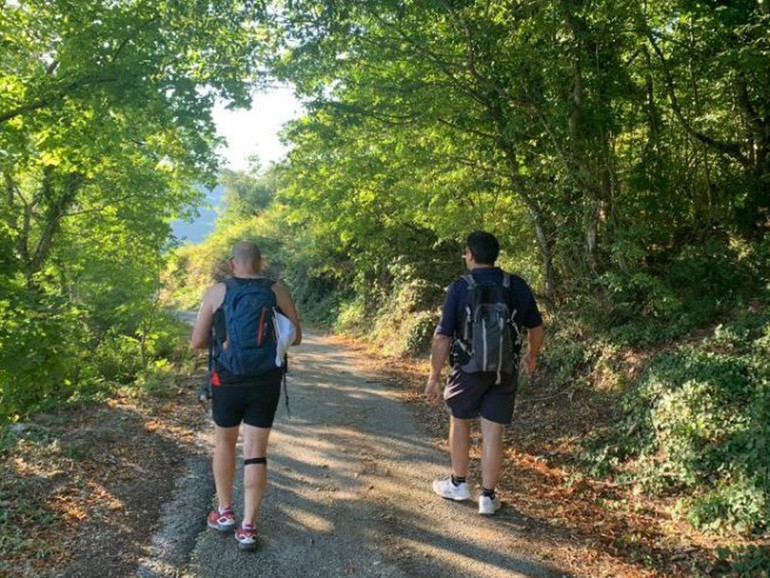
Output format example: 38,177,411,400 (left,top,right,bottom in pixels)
273,310,296,366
